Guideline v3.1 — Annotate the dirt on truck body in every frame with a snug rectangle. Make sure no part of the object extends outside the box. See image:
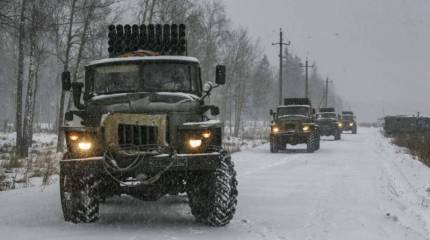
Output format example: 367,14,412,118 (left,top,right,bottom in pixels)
59,24,237,226
269,98,320,153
